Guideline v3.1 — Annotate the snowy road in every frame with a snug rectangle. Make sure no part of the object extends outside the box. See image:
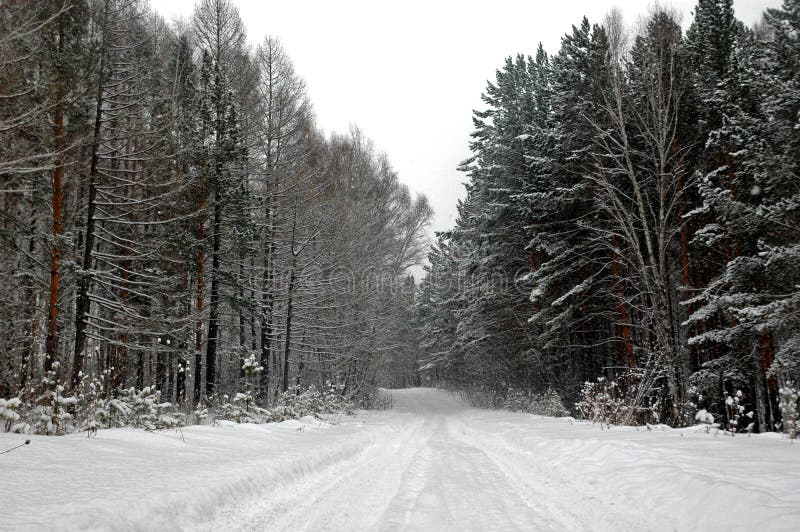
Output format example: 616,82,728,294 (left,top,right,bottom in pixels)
2,388,800,531
218,389,563,532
